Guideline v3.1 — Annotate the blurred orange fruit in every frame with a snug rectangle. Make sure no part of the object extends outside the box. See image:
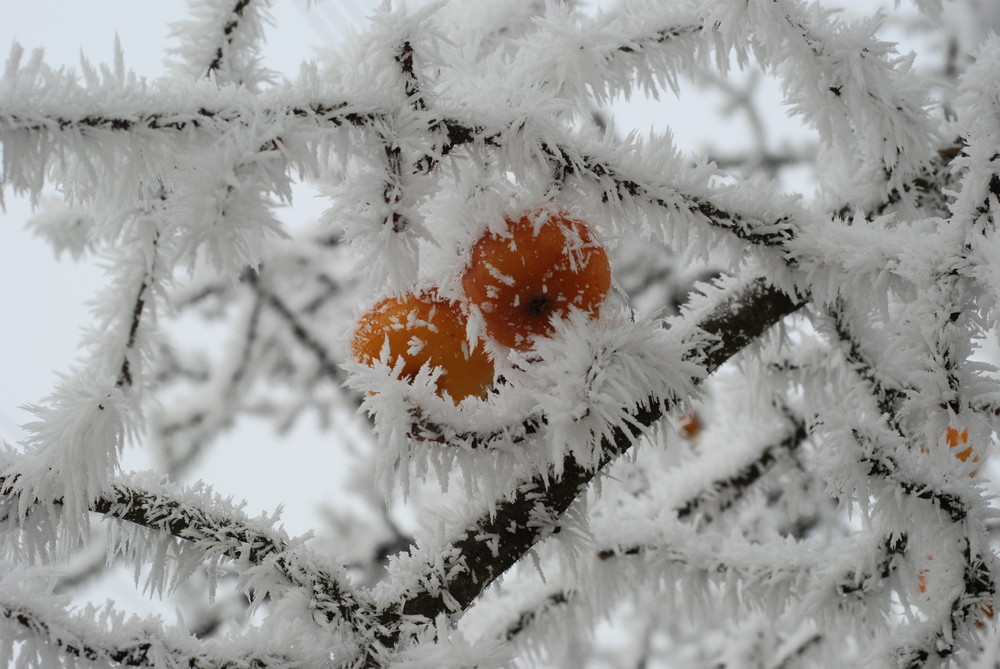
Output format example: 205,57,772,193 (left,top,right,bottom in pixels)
946,426,975,463
678,413,701,440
